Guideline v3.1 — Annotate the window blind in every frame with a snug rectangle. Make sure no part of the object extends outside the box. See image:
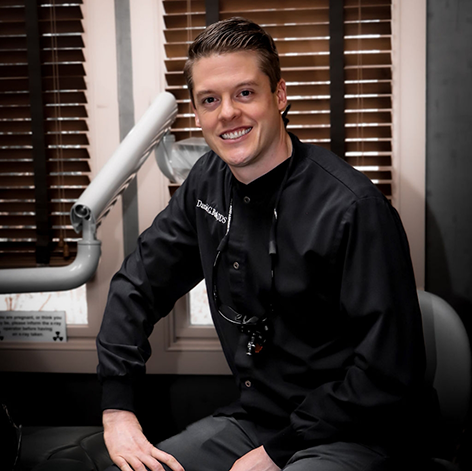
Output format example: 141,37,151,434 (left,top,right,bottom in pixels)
0,0,90,269
163,0,393,197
